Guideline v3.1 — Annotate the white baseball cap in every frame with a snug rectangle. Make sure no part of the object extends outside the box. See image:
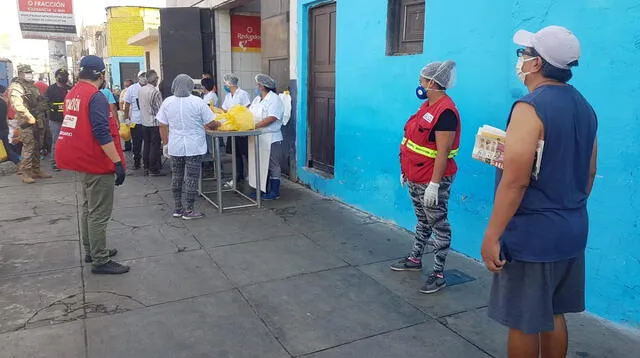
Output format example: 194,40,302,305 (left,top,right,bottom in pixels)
513,25,580,70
